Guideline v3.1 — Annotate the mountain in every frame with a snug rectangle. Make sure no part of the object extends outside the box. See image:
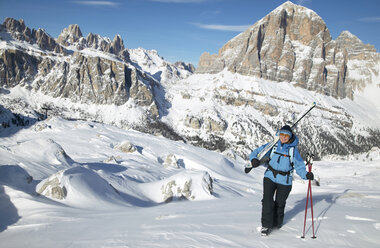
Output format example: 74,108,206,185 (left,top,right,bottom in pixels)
161,2,380,158
0,17,192,119
196,1,380,100
1,2,380,160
